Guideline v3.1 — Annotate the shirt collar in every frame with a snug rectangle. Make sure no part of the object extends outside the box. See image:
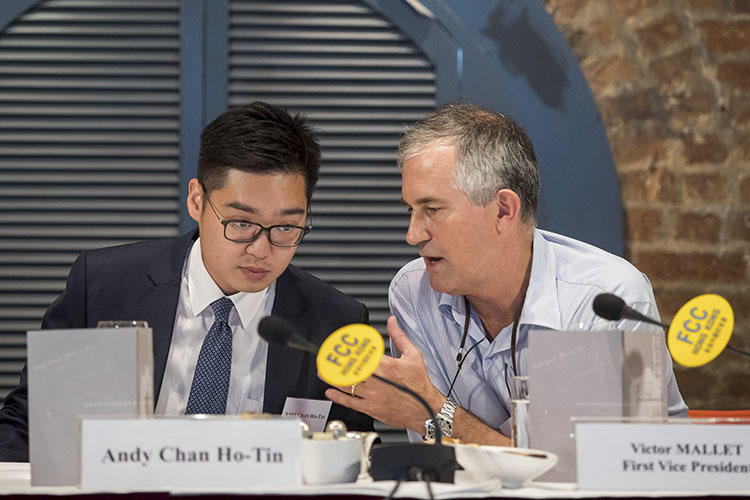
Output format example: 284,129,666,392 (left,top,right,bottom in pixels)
520,228,563,330
438,293,465,327
186,238,269,329
438,228,564,337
